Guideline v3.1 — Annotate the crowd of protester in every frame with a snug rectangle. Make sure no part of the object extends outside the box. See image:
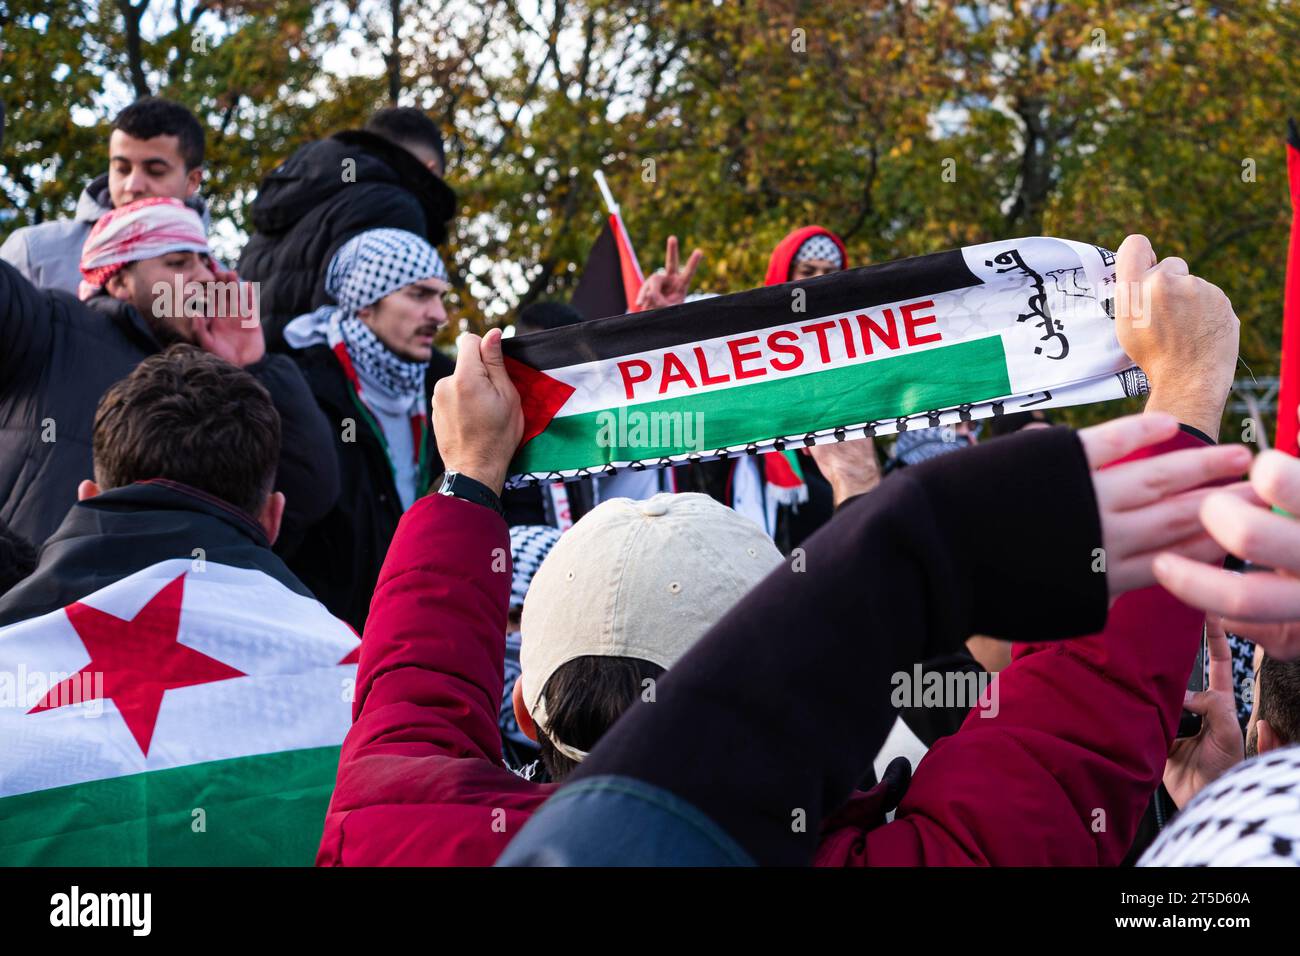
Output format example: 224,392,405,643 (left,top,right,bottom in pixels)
3,95,1300,867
